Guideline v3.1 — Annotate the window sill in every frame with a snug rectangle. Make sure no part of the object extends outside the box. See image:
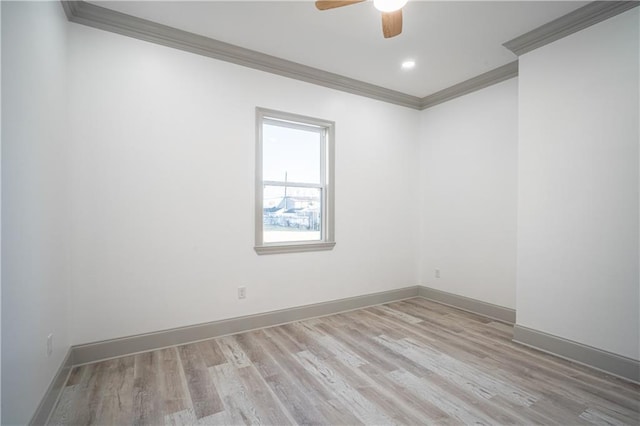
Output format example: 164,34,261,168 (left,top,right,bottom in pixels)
254,241,336,255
